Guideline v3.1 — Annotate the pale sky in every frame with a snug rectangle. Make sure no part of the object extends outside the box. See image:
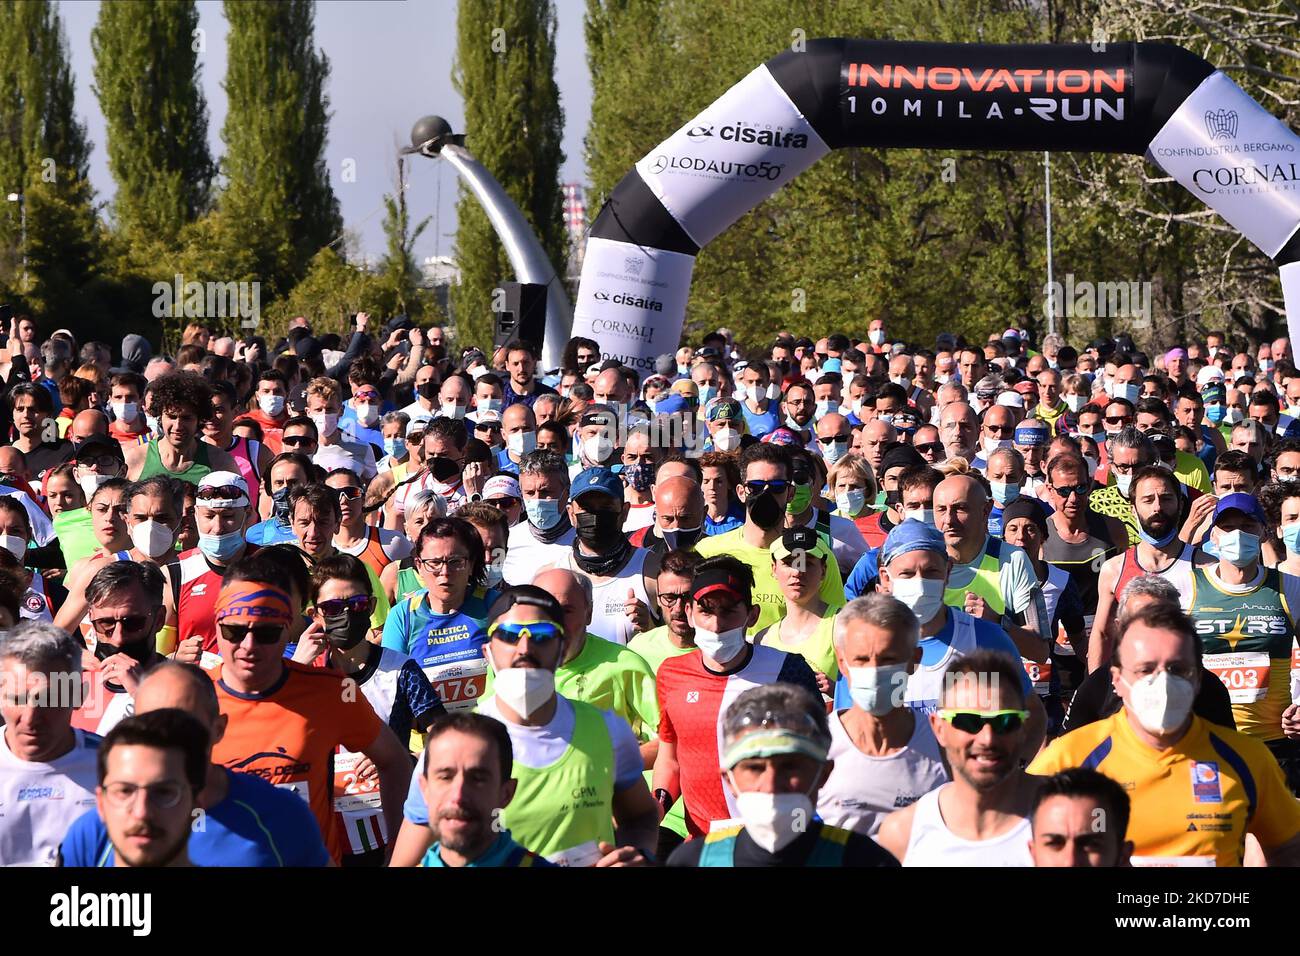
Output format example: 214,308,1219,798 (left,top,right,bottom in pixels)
58,0,594,264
